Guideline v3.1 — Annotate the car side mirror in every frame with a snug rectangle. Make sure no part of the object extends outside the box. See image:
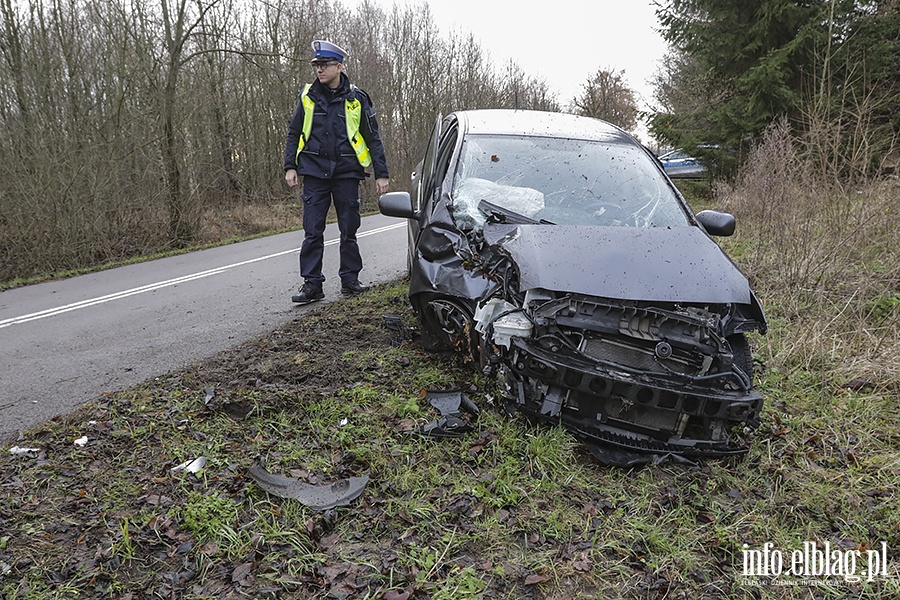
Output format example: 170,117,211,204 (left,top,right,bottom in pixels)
378,191,417,219
695,210,736,237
